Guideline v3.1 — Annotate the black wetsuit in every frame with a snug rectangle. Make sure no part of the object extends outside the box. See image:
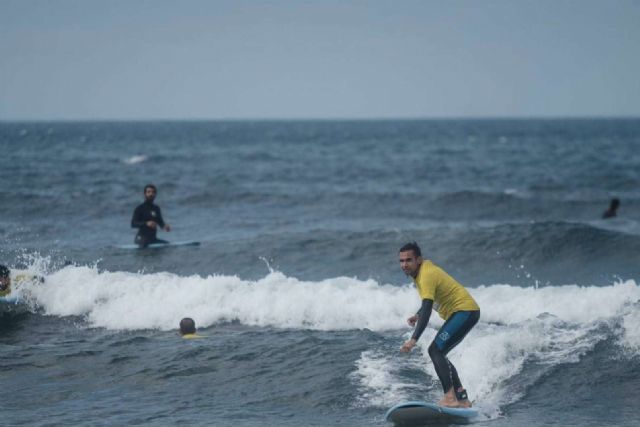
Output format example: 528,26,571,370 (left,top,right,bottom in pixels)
131,201,168,247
